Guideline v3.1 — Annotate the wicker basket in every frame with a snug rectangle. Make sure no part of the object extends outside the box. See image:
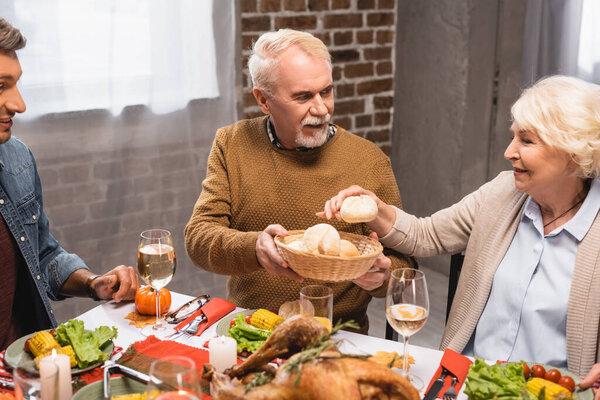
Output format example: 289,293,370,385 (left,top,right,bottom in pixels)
274,230,383,282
